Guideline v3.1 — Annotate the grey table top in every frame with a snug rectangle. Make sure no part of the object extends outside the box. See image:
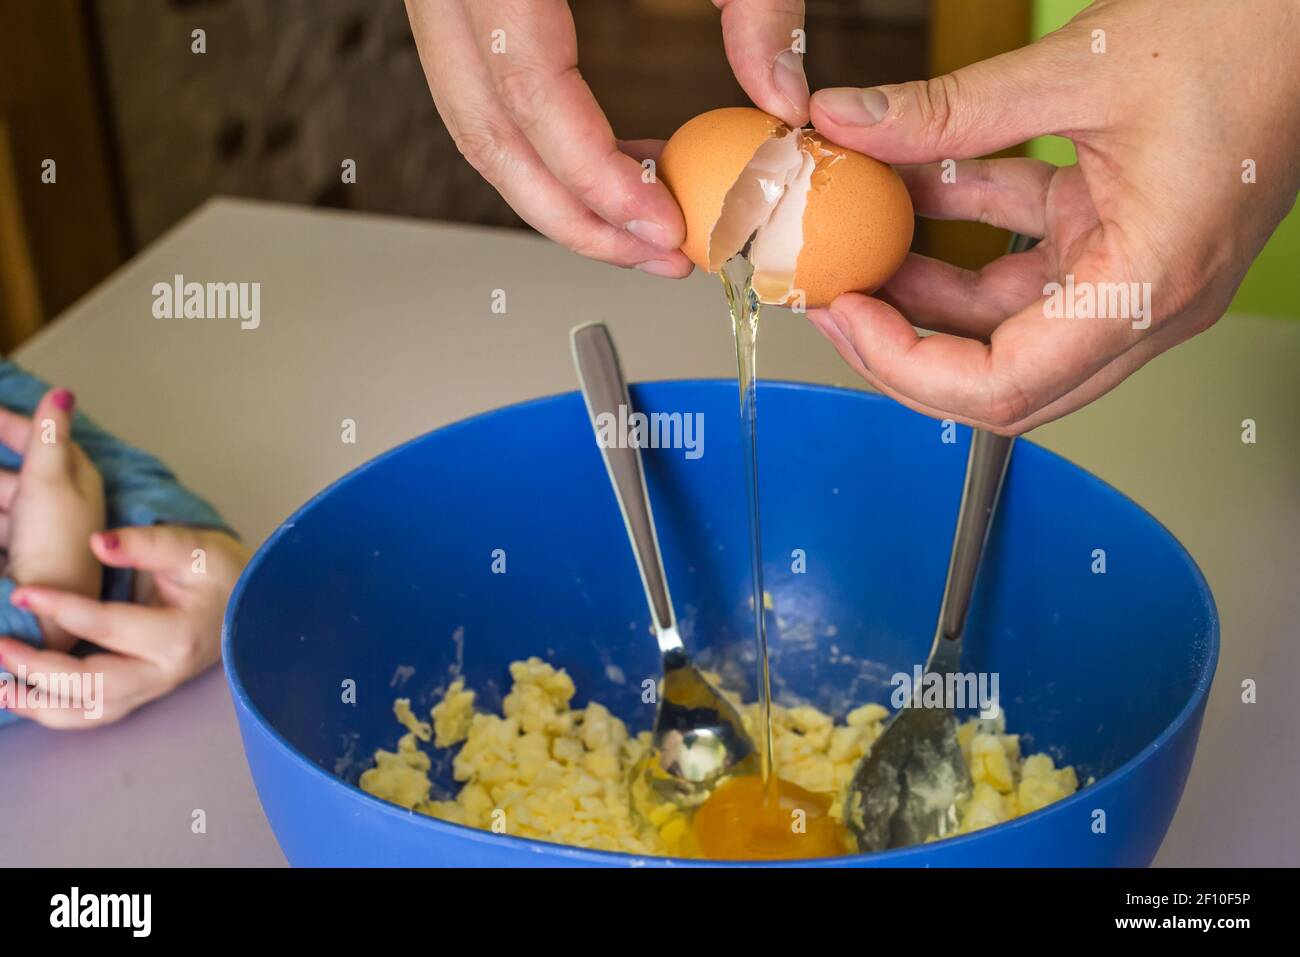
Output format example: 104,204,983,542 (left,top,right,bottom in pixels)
2,197,1296,866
